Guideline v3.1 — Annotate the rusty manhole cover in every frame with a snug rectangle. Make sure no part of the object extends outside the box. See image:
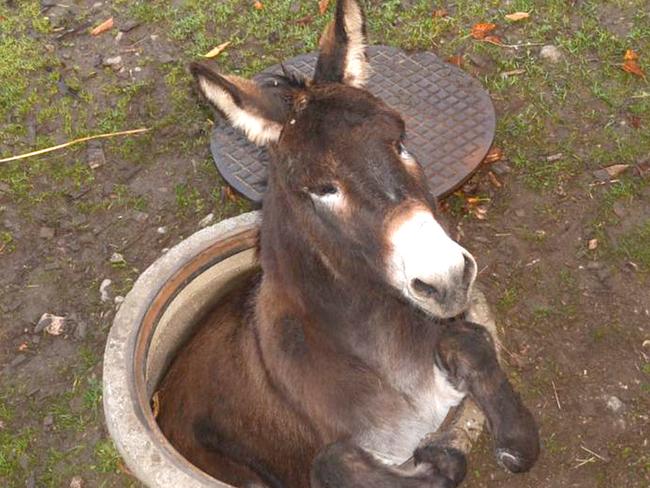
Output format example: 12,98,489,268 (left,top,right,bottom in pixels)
210,45,495,203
